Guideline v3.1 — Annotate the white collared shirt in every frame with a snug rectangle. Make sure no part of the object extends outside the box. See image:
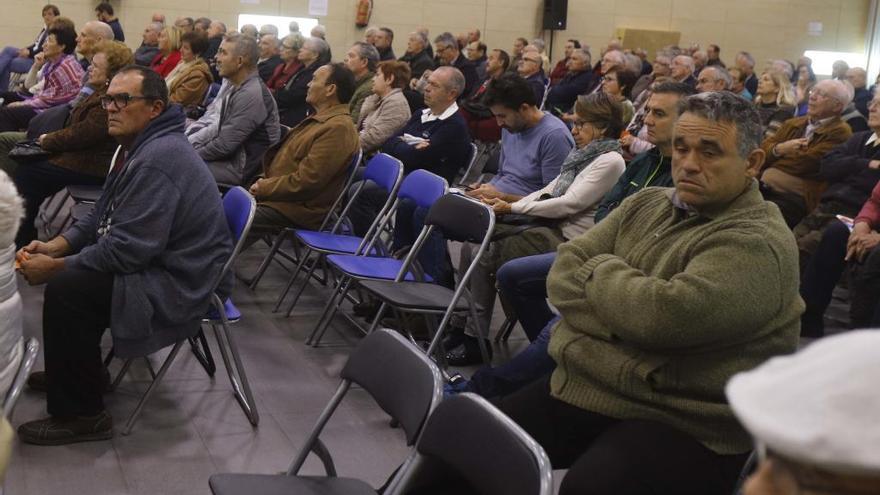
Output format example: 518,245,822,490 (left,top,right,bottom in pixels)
866,133,880,147
420,102,459,124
